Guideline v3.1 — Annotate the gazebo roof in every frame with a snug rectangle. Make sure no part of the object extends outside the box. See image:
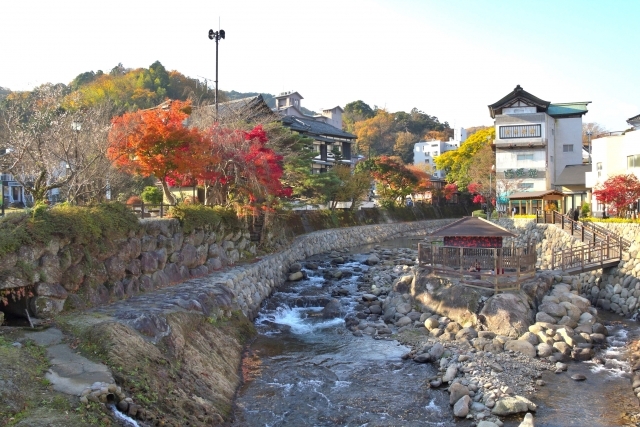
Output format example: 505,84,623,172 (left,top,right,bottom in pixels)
508,190,565,201
429,216,517,238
